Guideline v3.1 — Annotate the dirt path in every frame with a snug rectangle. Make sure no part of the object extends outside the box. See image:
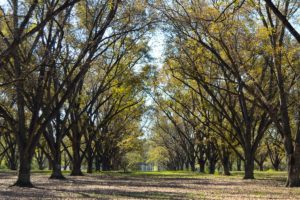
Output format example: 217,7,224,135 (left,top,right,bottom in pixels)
0,172,299,199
